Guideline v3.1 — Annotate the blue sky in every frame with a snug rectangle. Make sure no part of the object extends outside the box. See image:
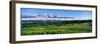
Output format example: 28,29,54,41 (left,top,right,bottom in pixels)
21,8,92,19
